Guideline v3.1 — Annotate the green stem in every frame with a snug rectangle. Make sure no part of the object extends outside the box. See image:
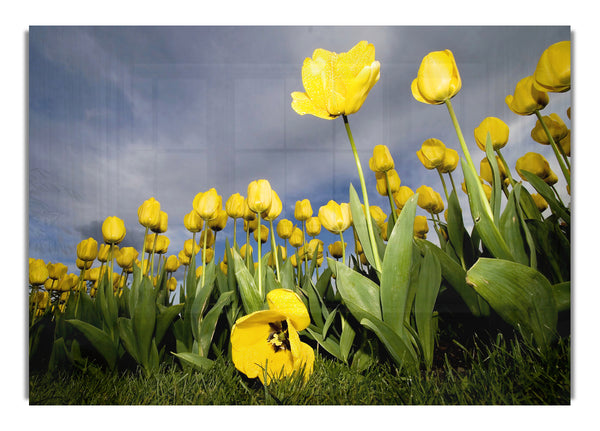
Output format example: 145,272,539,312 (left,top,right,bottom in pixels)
233,218,238,248
384,171,397,226
150,234,158,279
269,219,280,282
551,185,566,207
201,228,208,288
339,231,346,265
448,171,458,198
496,149,516,188
302,221,308,276
257,213,263,298
140,226,149,276
534,110,571,189
437,169,450,202
342,115,382,273
445,100,476,172
245,226,251,269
